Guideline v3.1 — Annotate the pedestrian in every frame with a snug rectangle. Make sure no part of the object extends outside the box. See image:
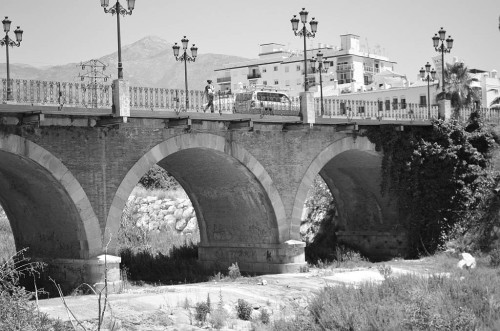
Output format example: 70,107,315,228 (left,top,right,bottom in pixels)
204,79,215,113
